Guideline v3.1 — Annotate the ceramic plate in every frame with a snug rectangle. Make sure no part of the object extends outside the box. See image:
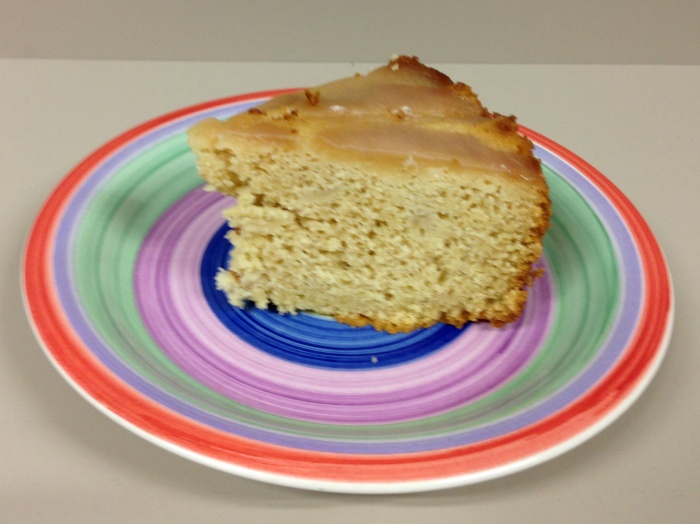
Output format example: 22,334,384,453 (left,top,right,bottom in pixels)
22,90,673,494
